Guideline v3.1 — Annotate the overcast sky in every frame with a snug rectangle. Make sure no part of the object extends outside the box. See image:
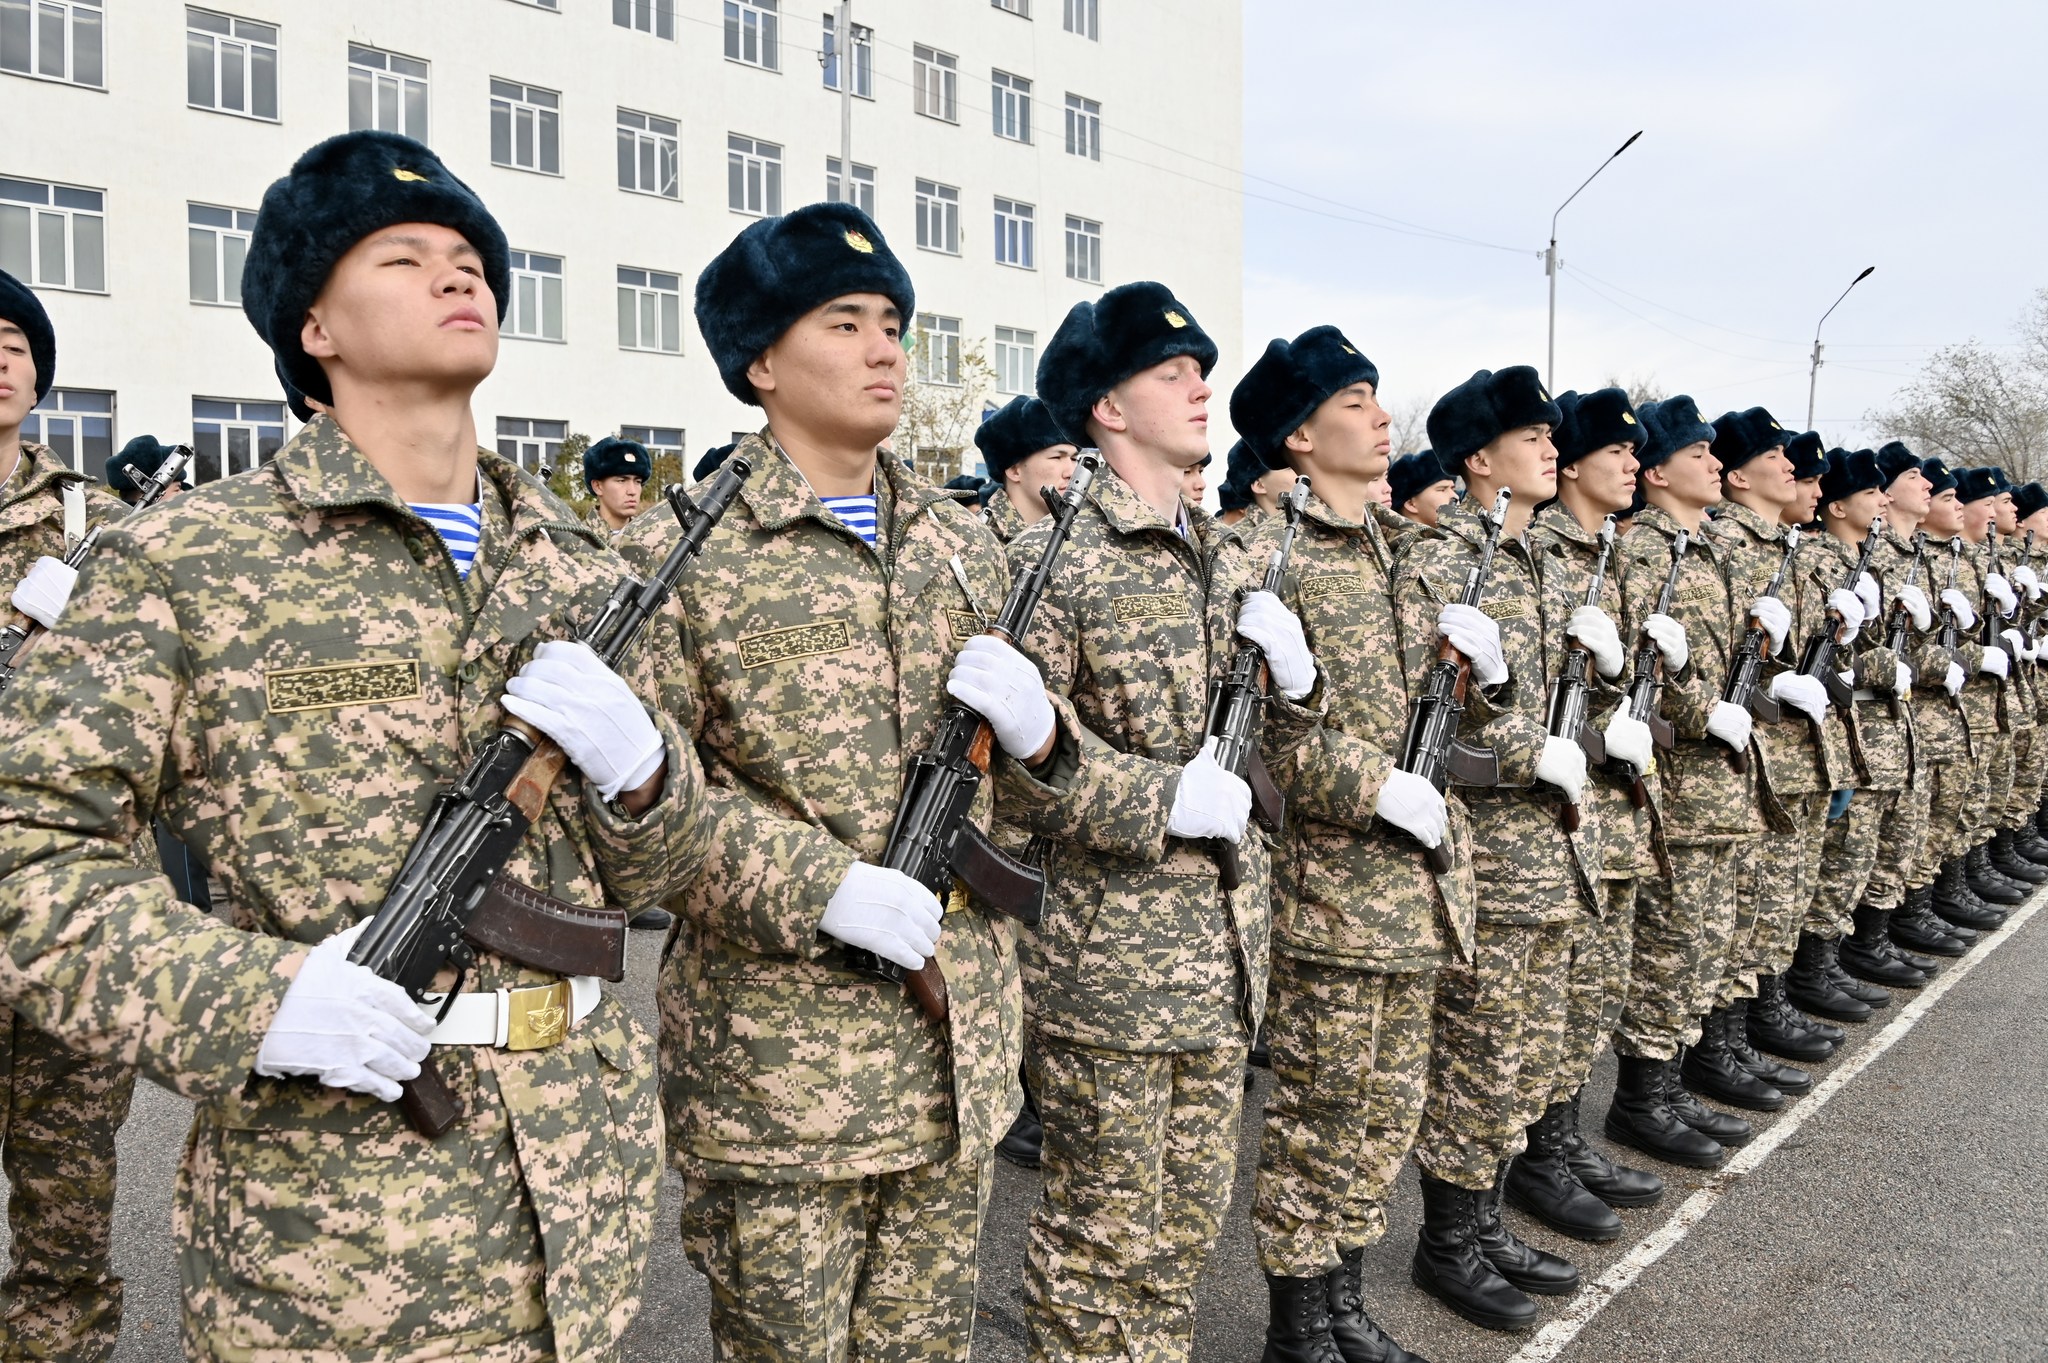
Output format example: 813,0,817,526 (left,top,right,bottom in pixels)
1236,1,2048,451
